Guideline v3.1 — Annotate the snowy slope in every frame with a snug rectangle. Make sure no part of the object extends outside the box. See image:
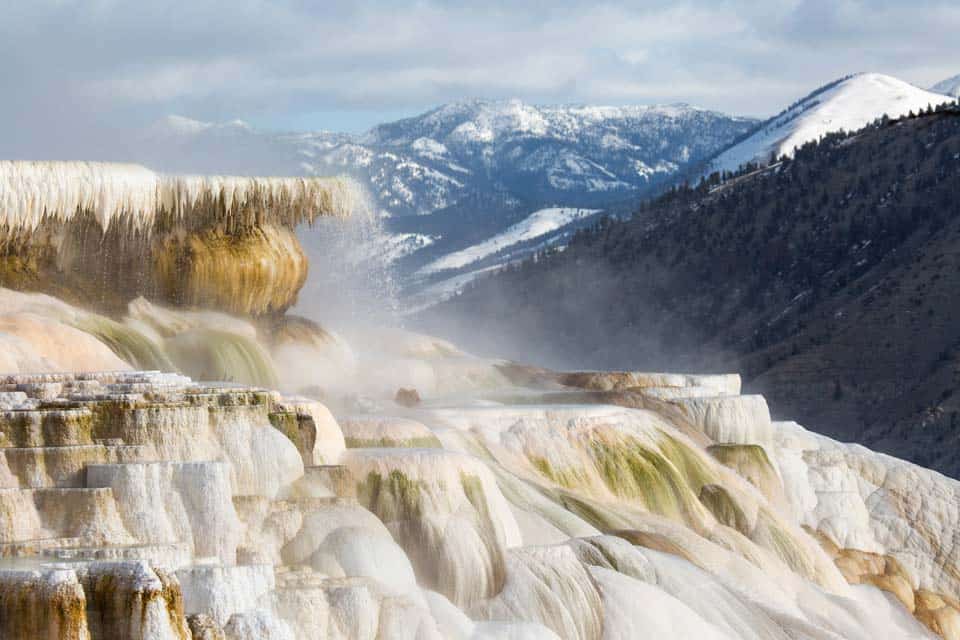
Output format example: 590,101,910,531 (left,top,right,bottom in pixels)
379,232,437,263
707,73,951,173
931,73,960,98
420,206,599,274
